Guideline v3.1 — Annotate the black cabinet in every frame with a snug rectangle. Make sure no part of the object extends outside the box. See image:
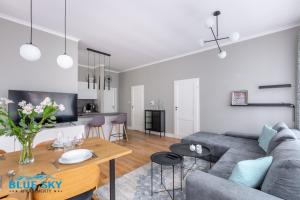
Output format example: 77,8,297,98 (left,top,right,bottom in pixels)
145,110,166,137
